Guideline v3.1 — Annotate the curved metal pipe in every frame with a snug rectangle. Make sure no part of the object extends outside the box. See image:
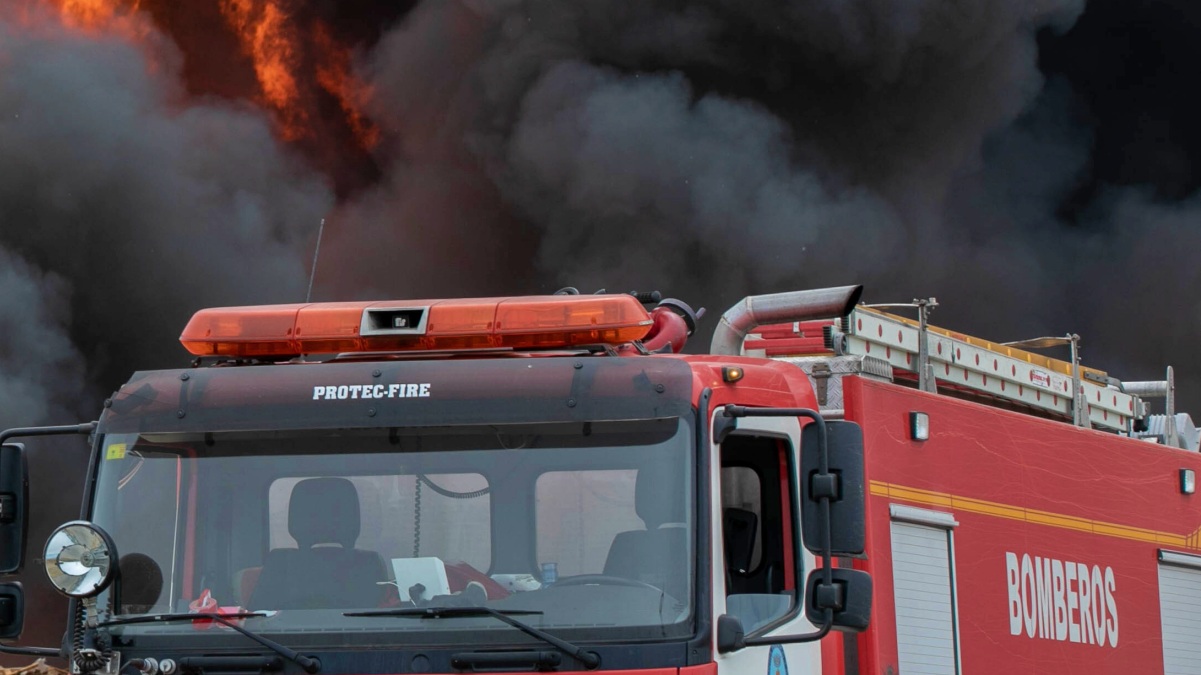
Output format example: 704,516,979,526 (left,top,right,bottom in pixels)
1124,381,1169,398
710,285,863,355
642,307,691,353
